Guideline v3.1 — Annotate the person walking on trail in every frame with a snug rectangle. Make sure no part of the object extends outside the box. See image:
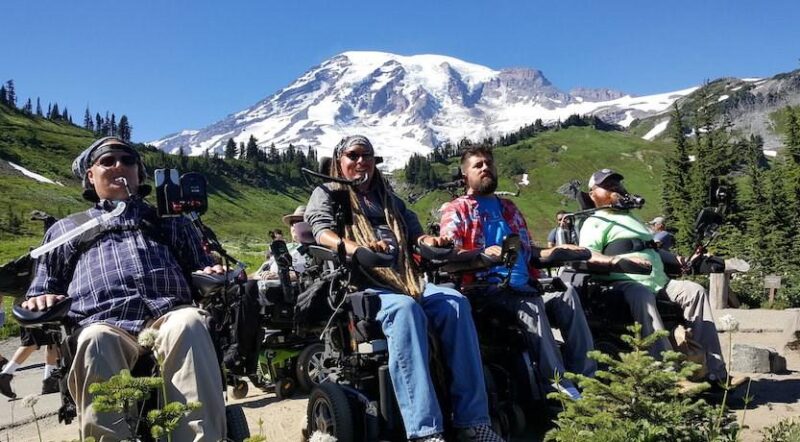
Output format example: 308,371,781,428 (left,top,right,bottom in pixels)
19,136,228,441
0,325,60,398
